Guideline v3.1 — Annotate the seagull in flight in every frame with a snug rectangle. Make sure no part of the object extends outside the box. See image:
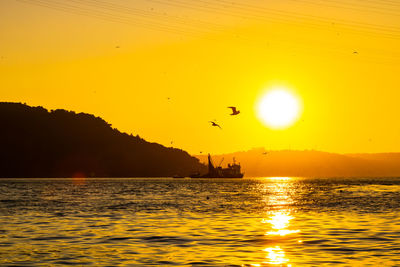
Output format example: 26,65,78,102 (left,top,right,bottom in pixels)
228,106,240,115
209,121,222,129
